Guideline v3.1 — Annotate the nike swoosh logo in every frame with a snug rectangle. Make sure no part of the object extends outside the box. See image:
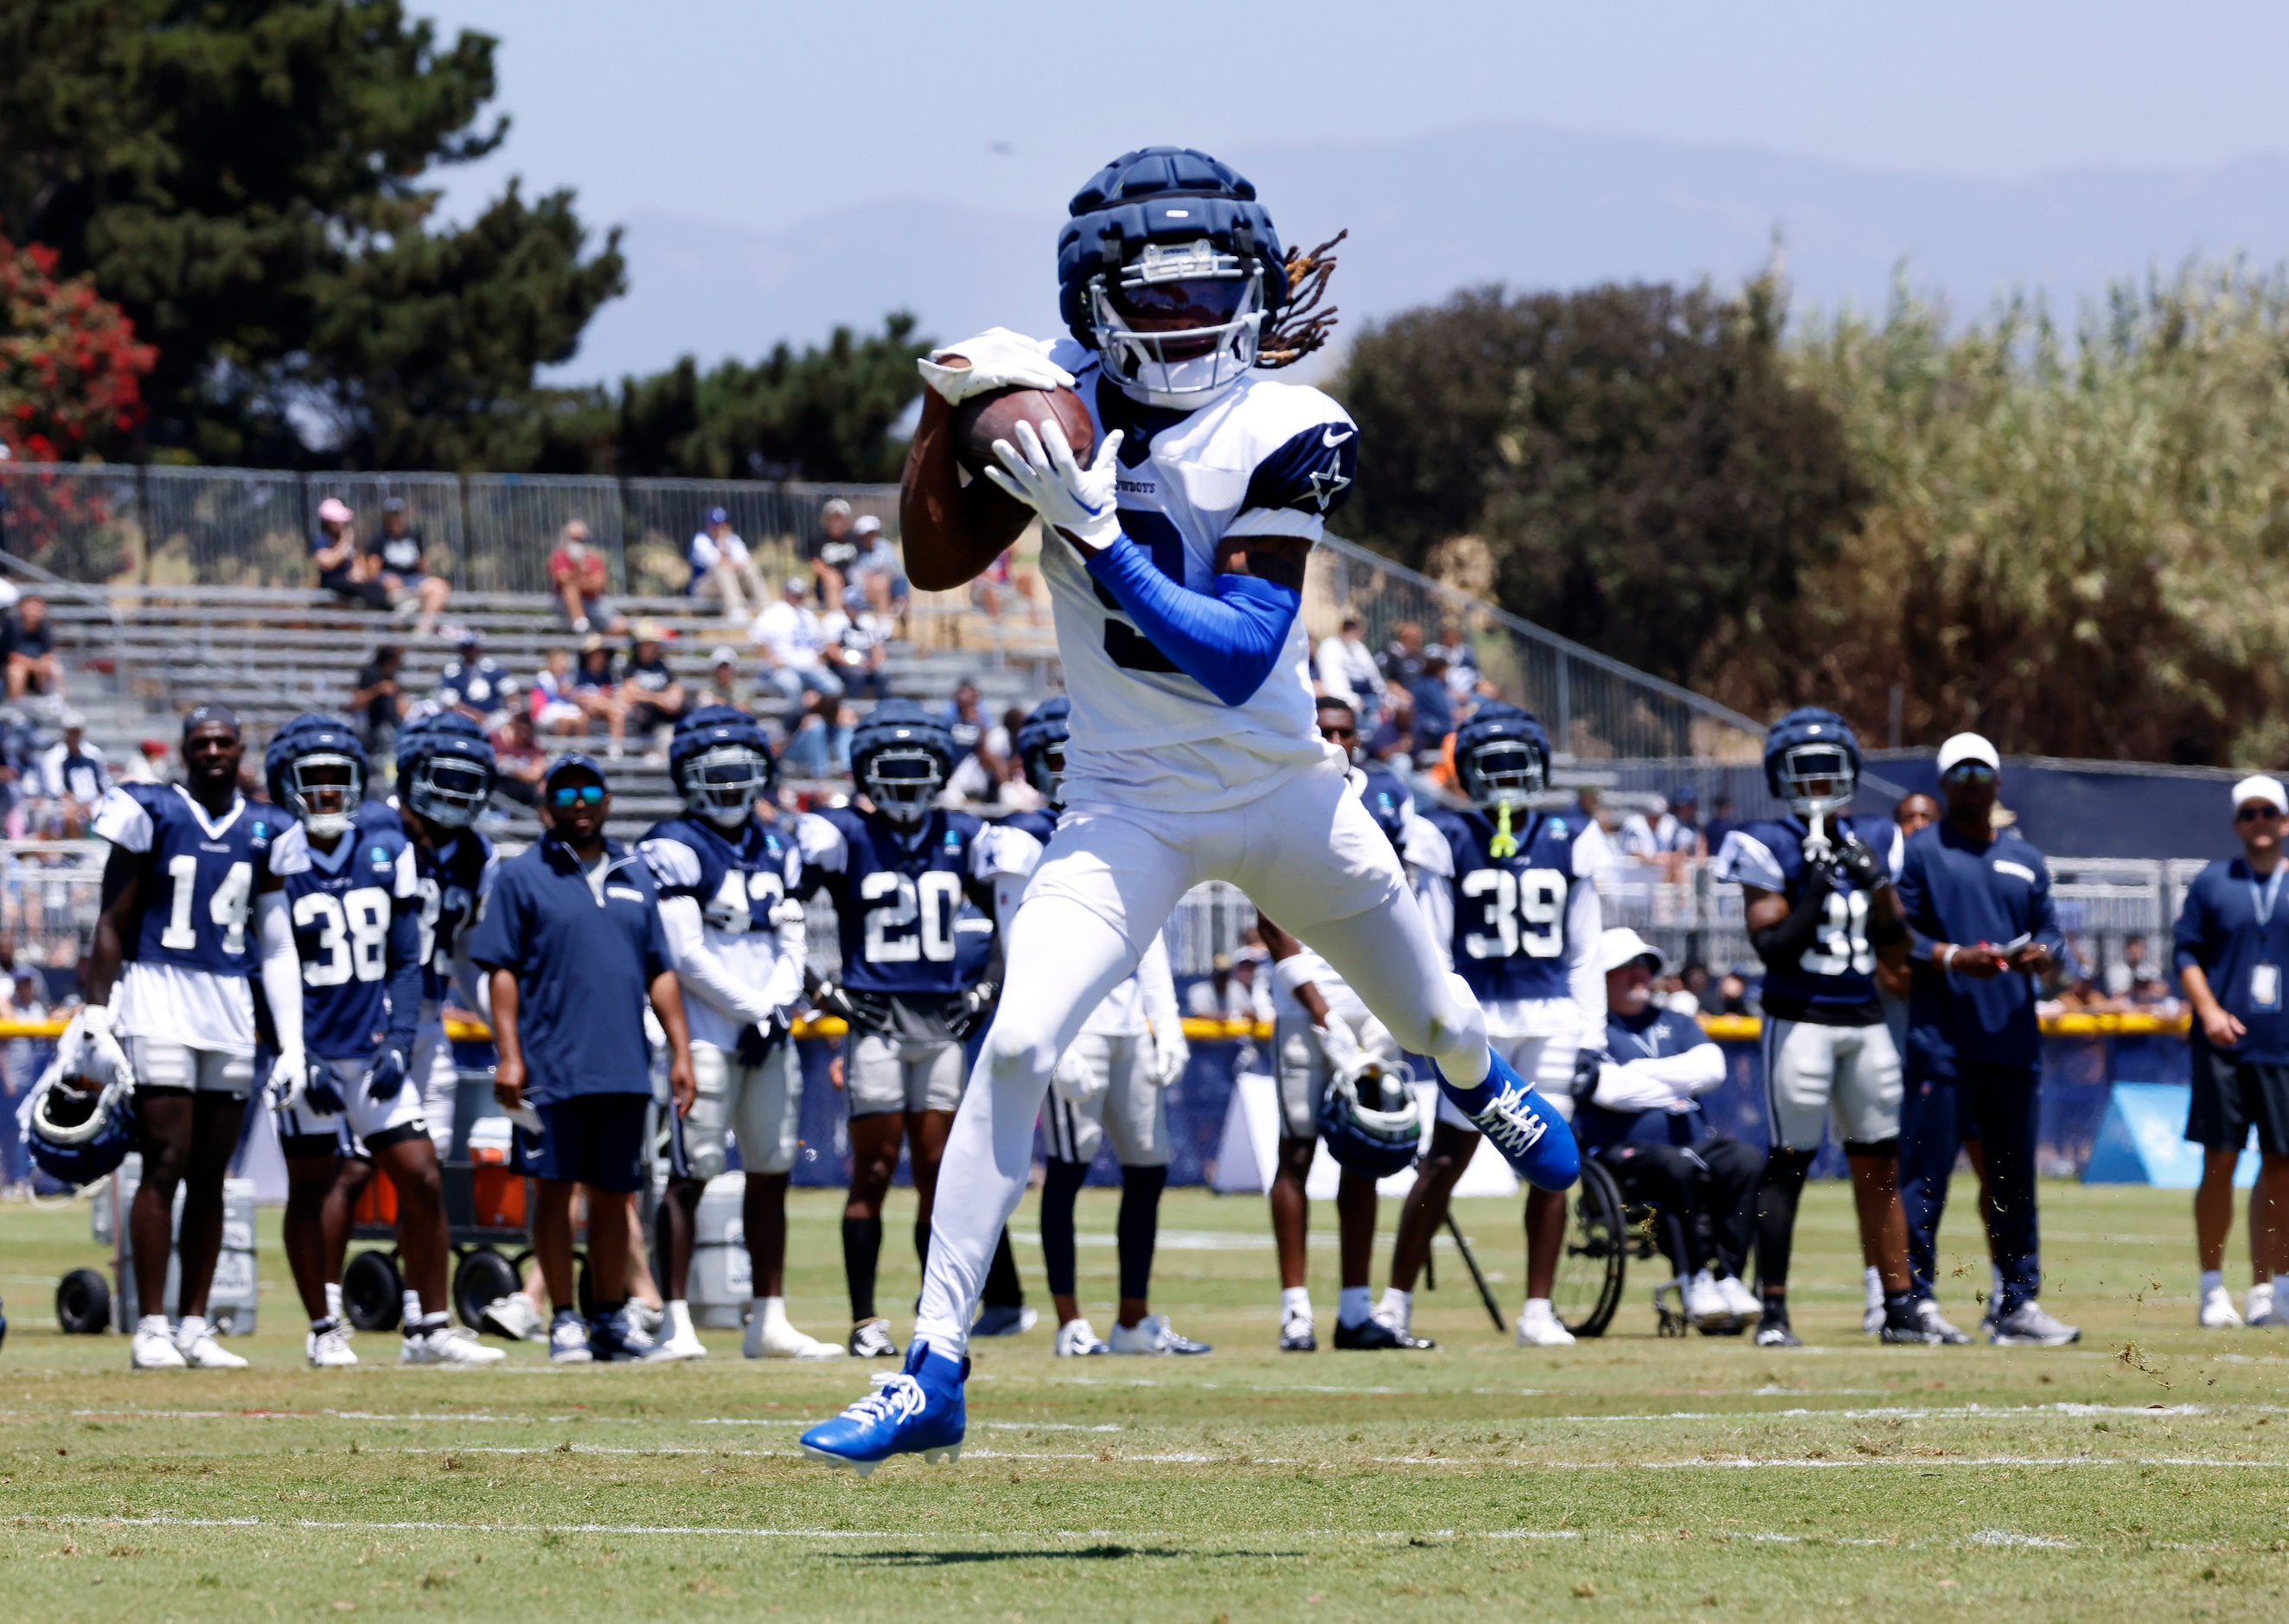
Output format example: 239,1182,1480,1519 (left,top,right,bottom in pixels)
1322,426,1354,448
